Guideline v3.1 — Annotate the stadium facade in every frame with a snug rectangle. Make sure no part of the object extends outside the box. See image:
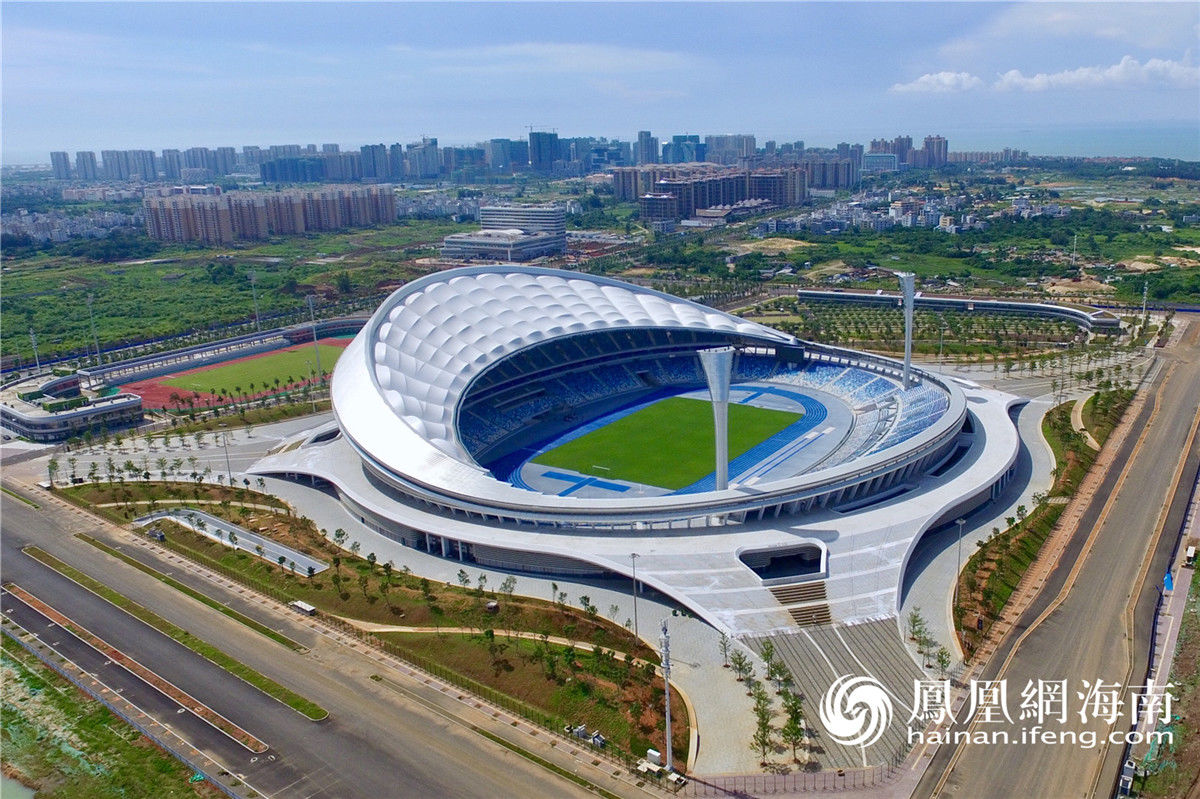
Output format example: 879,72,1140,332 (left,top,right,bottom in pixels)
252,265,1022,635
